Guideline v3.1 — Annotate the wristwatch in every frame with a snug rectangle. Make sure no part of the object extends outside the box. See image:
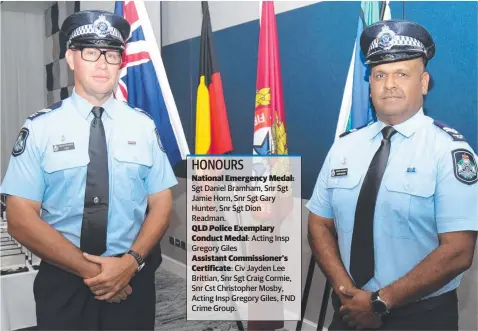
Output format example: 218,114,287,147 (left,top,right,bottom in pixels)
127,249,145,272
371,290,390,316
